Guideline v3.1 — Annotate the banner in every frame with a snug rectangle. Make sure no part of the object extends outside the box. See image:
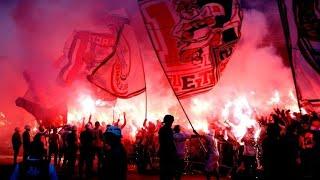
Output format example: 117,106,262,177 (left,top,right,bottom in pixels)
19,71,68,127
138,0,242,98
15,97,67,128
278,0,320,111
88,24,146,98
57,31,116,83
